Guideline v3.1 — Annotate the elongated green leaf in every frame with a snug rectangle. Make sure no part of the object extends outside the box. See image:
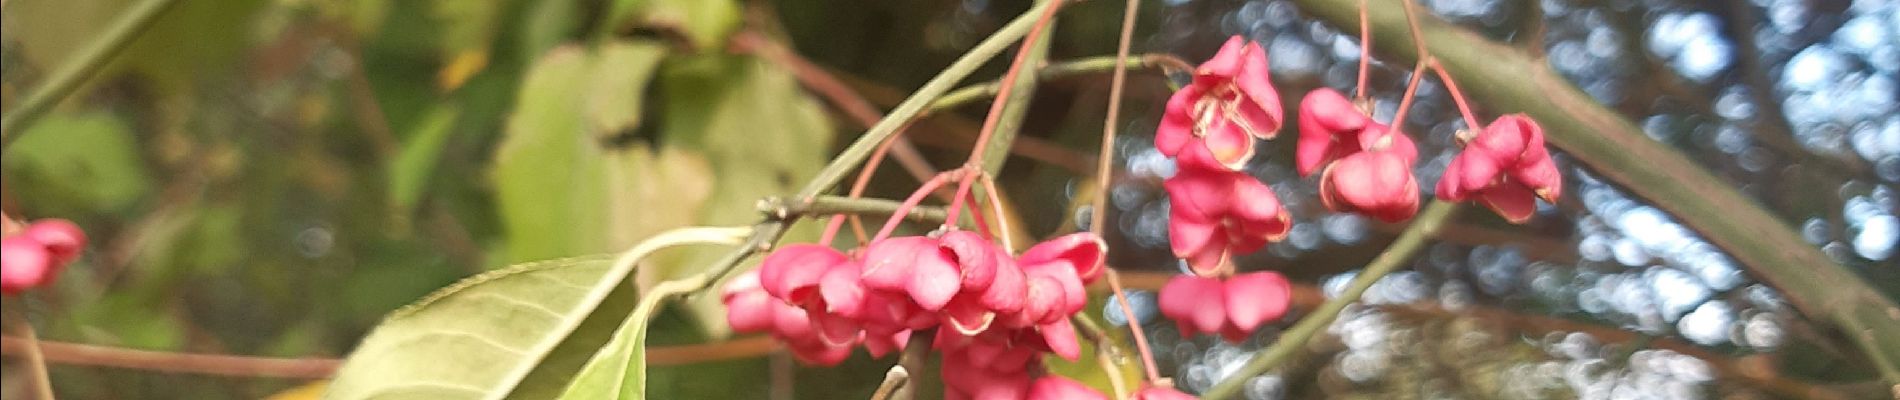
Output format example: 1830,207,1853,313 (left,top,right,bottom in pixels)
556,274,707,400
323,227,750,400
387,104,460,215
